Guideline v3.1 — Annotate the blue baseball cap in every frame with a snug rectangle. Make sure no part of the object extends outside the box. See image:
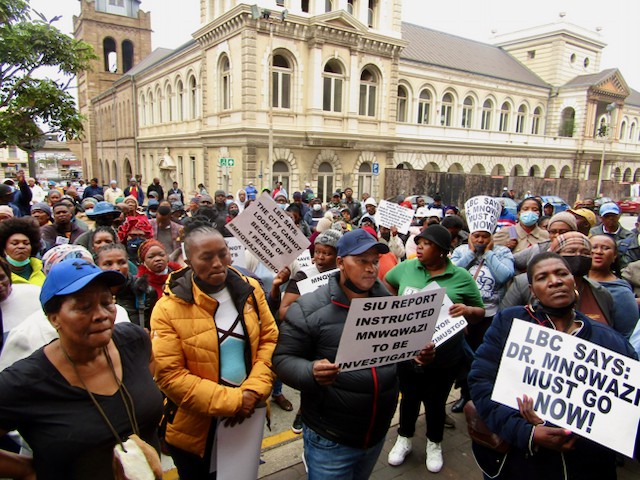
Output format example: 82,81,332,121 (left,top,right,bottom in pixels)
336,229,389,257
599,202,620,216
40,259,125,309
